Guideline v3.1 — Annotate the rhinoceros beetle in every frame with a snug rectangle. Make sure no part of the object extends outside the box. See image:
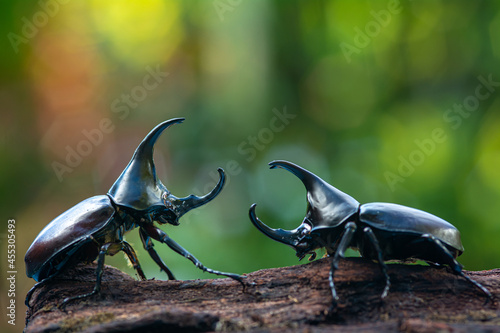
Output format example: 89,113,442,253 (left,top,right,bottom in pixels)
25,118,242,307
249,160,492,305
